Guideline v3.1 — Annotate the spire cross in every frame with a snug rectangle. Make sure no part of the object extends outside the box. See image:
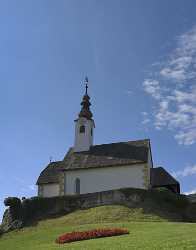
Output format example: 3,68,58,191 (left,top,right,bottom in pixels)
85,76,88,95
